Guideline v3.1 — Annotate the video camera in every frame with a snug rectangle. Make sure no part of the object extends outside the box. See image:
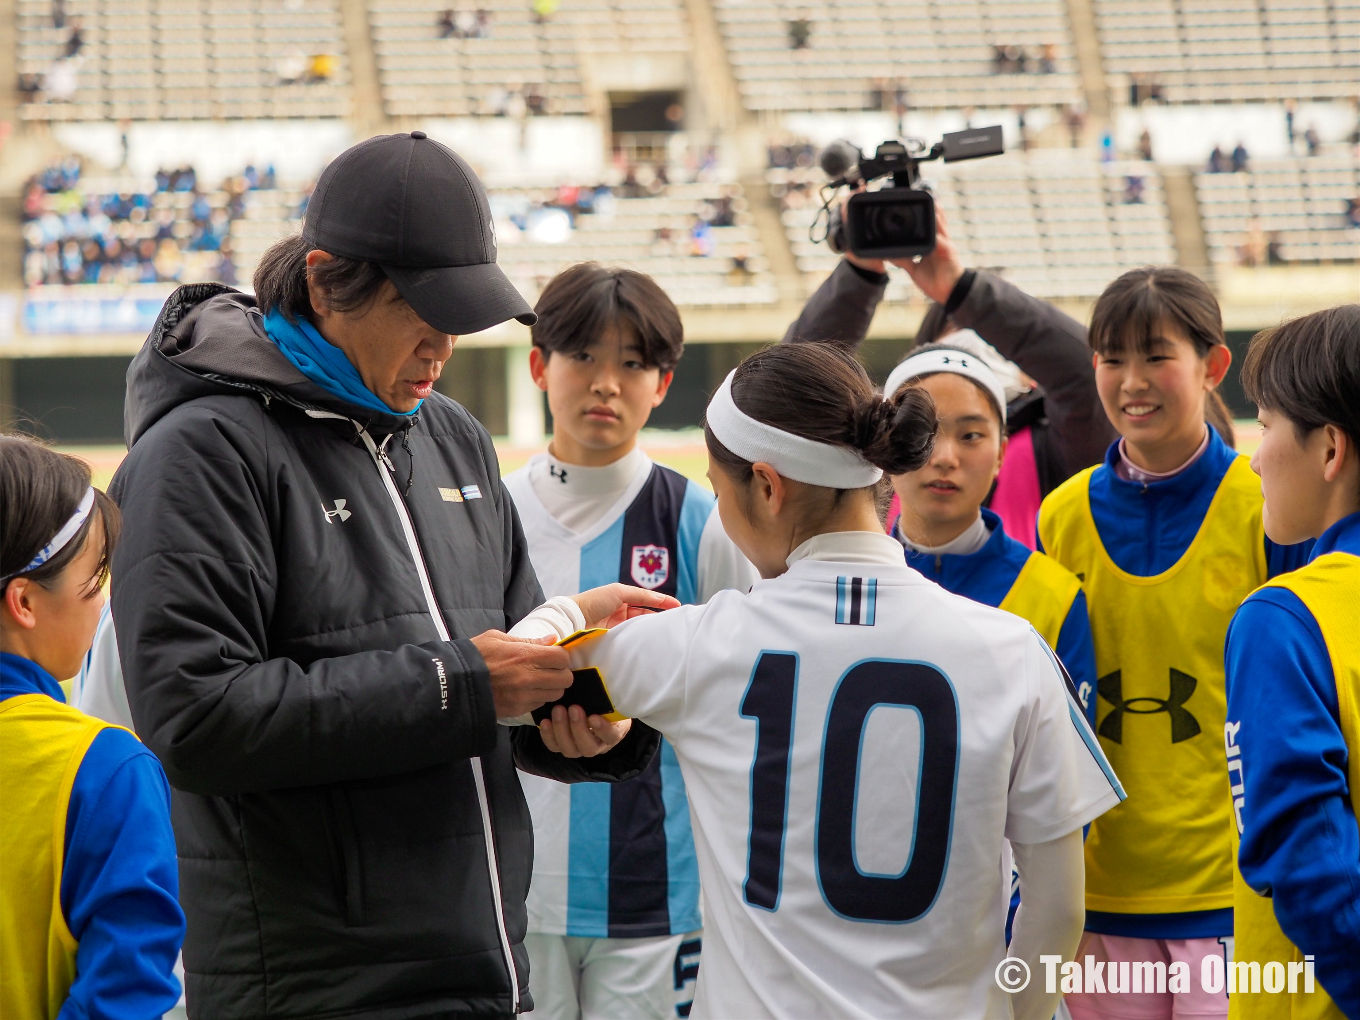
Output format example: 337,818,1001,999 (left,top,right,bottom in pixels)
818,126,1005,259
